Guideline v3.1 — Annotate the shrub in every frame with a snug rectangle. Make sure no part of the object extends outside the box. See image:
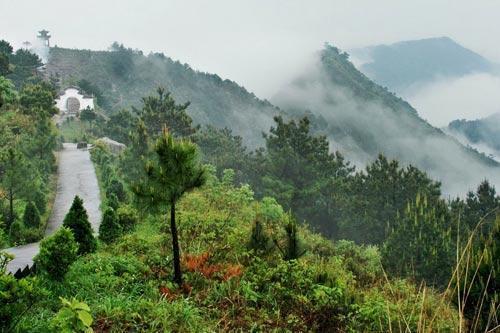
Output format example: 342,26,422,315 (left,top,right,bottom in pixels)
99,208,122,244
116,205,138,232
34,227,78,280
63,196,97,255
31,190,46,215
106,178,127,202
1,252,41,332
9,220,24,243
23,201,41,229
50,297,93,333
107,193,119,211
332,240,382,287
